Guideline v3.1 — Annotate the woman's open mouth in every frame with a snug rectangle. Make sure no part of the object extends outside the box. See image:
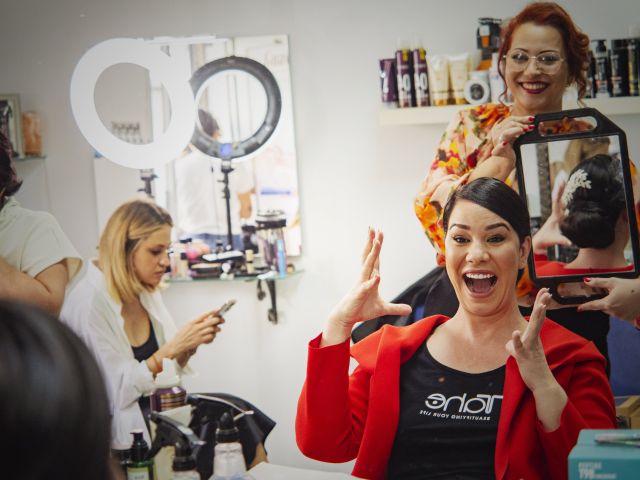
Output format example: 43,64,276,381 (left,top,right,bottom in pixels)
463,272,497,295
